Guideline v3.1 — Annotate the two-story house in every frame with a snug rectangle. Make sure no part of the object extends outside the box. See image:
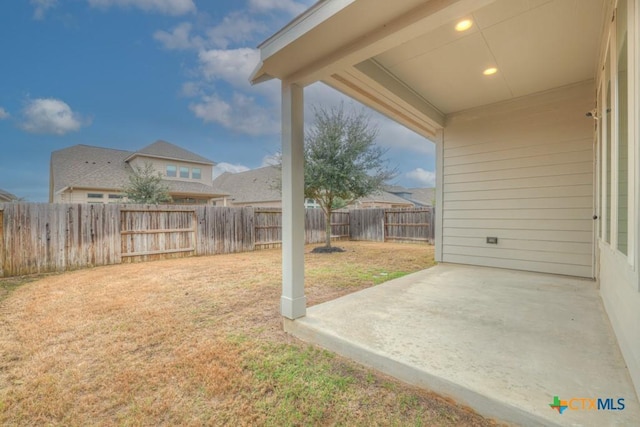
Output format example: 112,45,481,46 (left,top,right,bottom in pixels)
49,140,228,204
